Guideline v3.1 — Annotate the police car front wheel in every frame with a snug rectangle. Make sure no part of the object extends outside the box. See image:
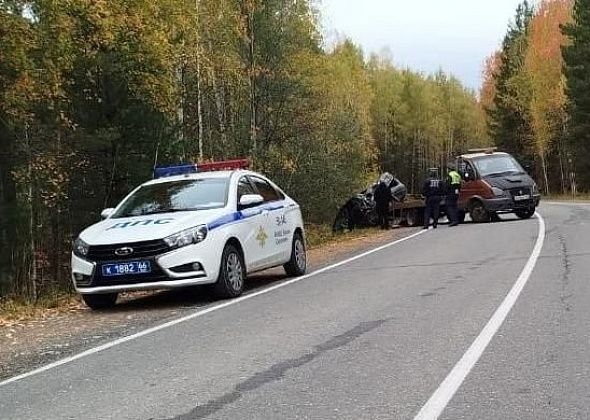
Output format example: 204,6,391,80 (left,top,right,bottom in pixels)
284,232,307,277
213,244,246,298
82,293,118,310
